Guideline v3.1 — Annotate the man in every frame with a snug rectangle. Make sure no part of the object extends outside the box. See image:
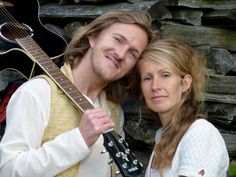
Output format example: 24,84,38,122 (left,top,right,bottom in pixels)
0,9,156,177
